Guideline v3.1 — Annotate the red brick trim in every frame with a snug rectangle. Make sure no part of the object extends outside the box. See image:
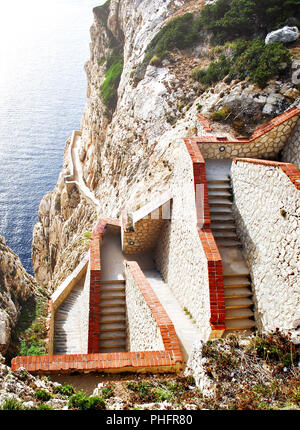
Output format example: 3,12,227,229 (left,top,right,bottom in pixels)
197,114,213,132
192,106,300,145
11,350,182,375
88,217,121,353
184,139,226,331
125,261,183,358
233,158,300,191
